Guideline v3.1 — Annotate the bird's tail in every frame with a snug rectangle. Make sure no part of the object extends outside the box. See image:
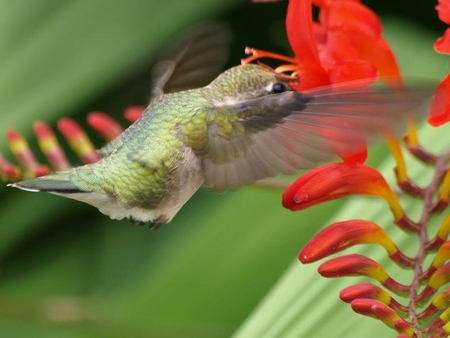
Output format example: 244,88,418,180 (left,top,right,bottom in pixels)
8,171,82,193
